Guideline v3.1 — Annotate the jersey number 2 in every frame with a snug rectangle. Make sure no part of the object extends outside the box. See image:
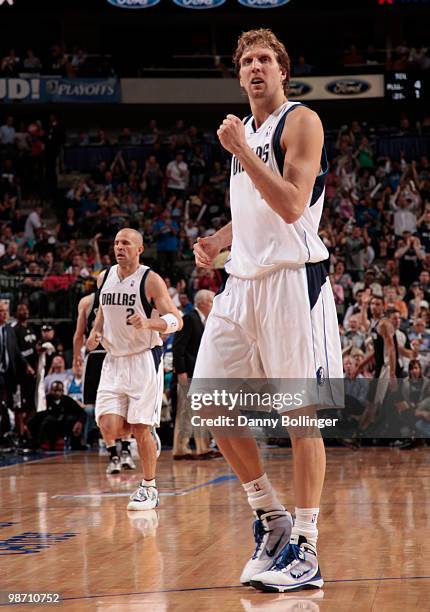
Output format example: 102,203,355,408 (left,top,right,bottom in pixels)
126,308,135,325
